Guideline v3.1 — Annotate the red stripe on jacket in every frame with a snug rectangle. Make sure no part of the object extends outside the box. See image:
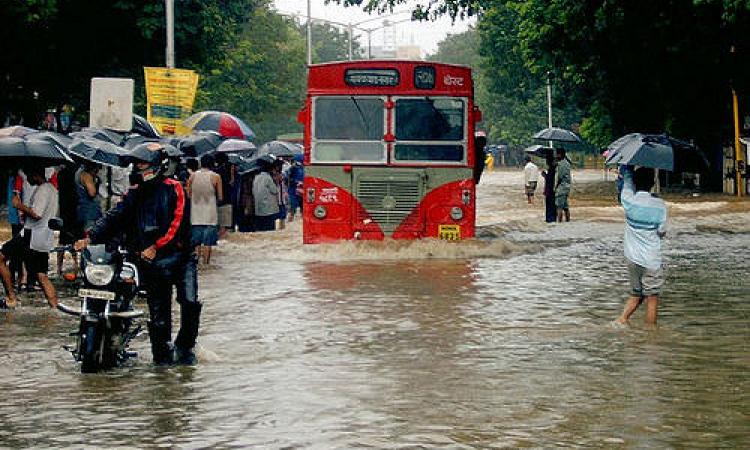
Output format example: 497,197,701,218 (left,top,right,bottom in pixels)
155,178,186,250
